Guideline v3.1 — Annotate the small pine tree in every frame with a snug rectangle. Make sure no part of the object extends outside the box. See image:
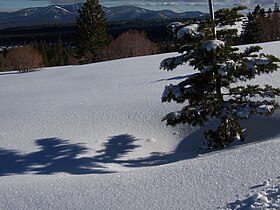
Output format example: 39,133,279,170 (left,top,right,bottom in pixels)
242,5,275,44
160,5,280,148
246,4,280,43
33,41,47,65
242,11,261,44
33,41,74,67
75,0,110,63
274,3,280,13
